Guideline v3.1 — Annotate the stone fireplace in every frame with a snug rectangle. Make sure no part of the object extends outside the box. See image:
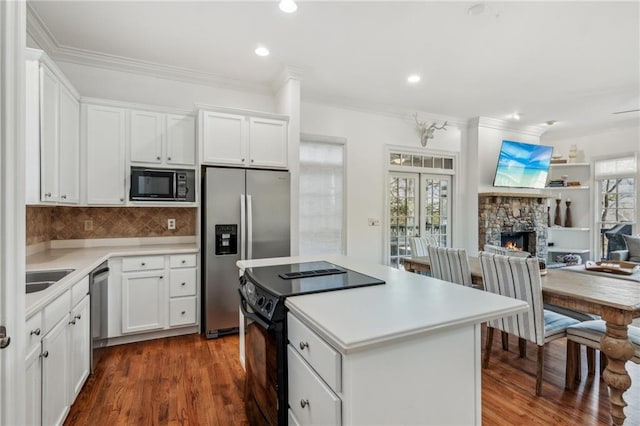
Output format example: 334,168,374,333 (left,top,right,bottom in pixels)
478,192,548,260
